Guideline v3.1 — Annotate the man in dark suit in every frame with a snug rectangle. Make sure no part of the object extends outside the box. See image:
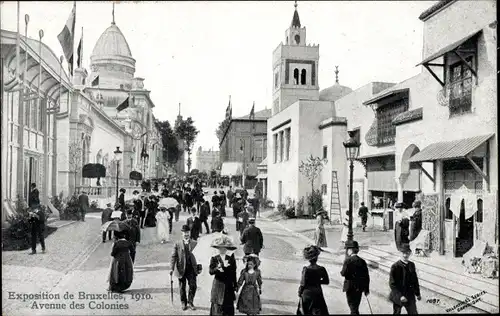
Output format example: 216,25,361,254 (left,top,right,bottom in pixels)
124,210,141,263
28,183,40,209
78,191,89,221
389,243,421,314
118,188,126,212
341,240,370,315
186,207,202,241
211,191,220,209
240,217,264,256
170,225,200,311
28,205,46,255
199,201,210,234
101,202,113,243
358,202,370,231
236,206,250,237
